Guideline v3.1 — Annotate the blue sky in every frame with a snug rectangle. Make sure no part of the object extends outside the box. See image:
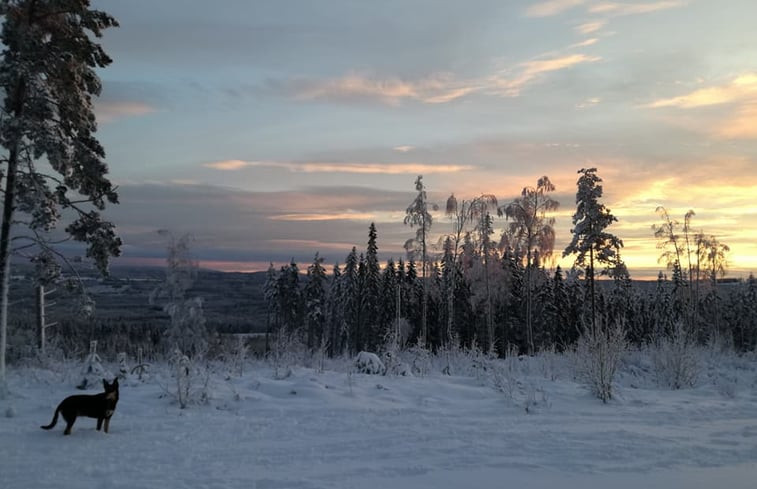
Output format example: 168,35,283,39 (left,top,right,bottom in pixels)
92,0,757,276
